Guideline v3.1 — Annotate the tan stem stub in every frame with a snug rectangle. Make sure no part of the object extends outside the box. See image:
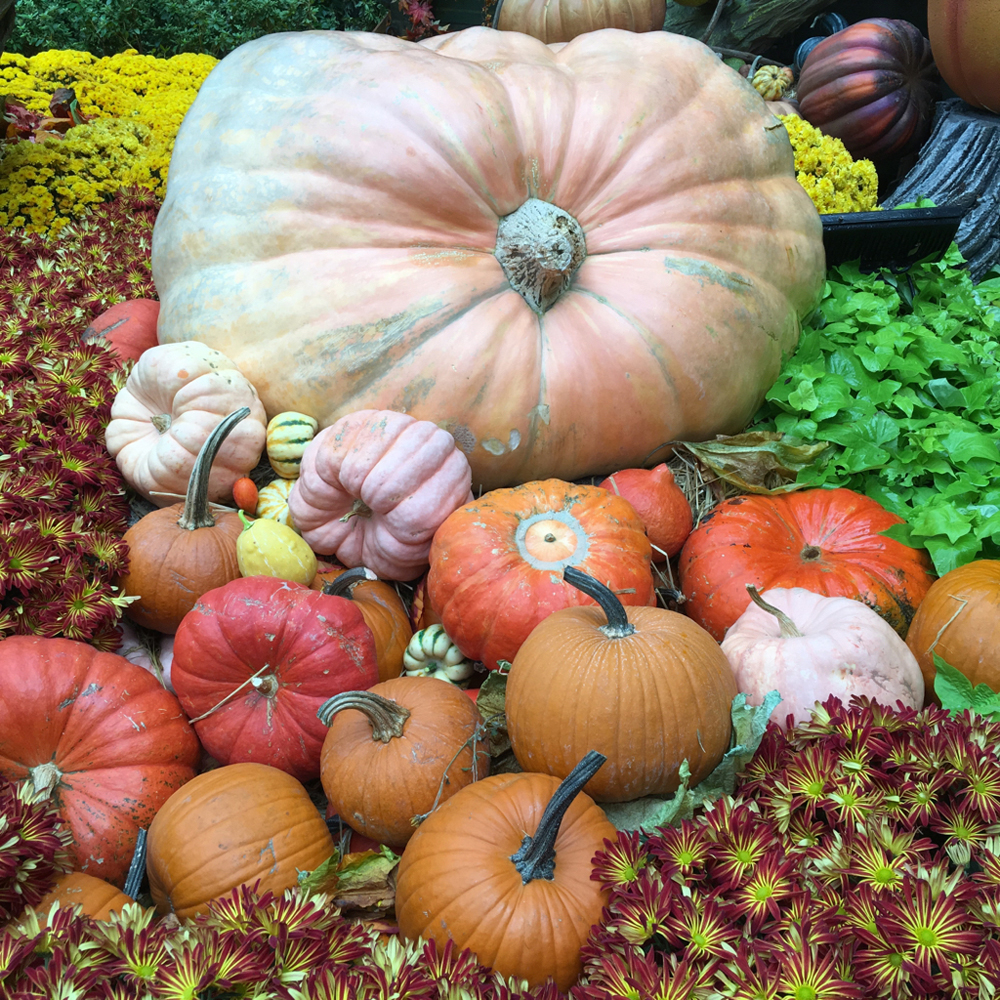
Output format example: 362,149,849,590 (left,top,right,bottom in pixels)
250,674,278,697
746,584,803,638
495,198,587,314
150,413,172,434
339,498,373,523
29,761,63,799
